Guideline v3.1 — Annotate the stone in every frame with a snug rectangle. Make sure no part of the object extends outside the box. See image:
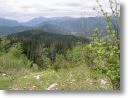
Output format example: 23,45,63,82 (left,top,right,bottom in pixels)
47,82,59,90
